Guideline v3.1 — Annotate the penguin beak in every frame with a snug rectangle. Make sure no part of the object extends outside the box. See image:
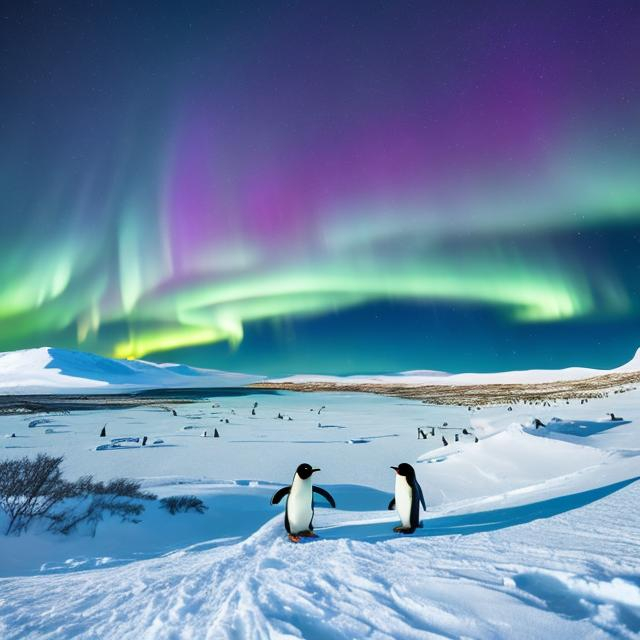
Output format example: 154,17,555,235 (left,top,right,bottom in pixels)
390,466,399,473
312,468,321,473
